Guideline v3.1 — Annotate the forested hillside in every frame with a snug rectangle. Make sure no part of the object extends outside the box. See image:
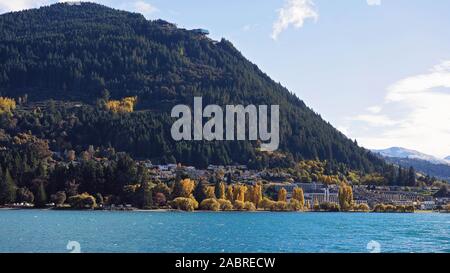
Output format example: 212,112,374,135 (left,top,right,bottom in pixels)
0,2,385,172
